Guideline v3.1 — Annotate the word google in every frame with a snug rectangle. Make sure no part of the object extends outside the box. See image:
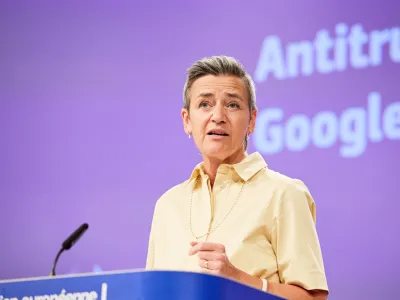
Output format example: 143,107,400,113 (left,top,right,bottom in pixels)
252,92,400,158
254,23,400,81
